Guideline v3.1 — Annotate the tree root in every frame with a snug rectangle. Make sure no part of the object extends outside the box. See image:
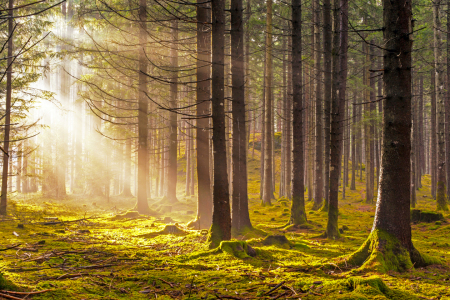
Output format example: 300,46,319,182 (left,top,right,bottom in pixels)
339,229,441,272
